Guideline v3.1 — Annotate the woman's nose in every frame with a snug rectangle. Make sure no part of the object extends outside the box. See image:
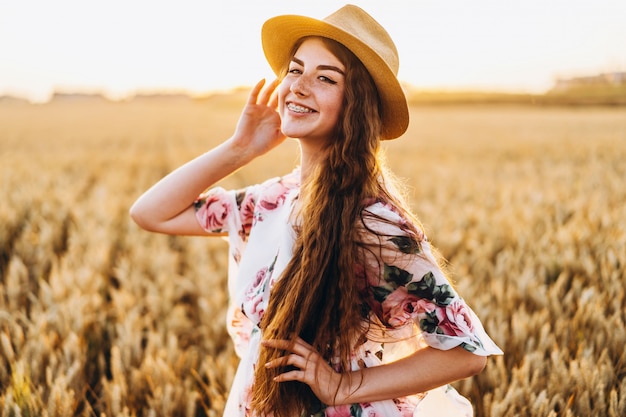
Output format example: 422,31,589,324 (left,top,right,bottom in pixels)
290,74,310,96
